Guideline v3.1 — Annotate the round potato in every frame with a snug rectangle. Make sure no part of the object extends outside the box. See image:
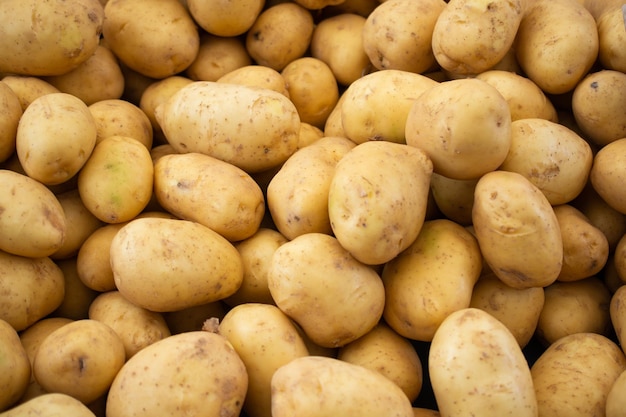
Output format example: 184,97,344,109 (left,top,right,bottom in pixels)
0,82,22,163
217,65,289,97
590,137,626,215
76,223,126,292
0,319,31,412
188,0,263,37
185,34,252,82
0,393,96,417
89,99,153,149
